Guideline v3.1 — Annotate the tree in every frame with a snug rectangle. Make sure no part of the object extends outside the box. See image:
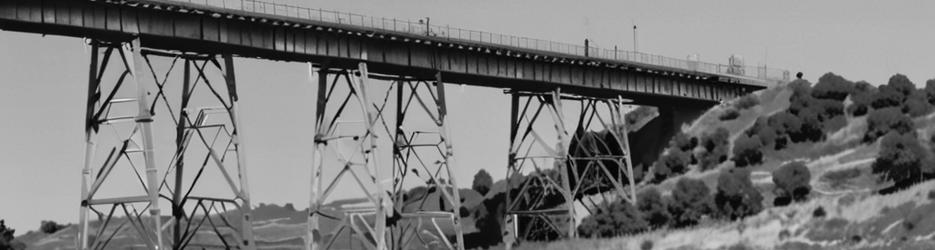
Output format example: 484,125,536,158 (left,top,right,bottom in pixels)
472,169,493,196
714,168,764,220
864,107,914,143
637,187,670,229
471,193,506,248
668,178,712,227
732,134,764,168
872,132,932,190
848,81,877,117
0,220,15,250
812,72,855,101
903,90,932,117
925,79,935,105
871,74,915,110
40,220,66,234
772,161,811,205
699,128,730,170
653,149,690,182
